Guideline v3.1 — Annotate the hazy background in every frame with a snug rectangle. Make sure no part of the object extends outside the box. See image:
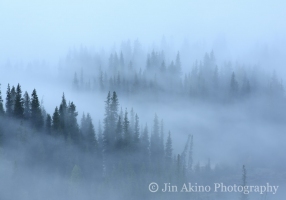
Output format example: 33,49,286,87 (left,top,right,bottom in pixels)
1,0,286,72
